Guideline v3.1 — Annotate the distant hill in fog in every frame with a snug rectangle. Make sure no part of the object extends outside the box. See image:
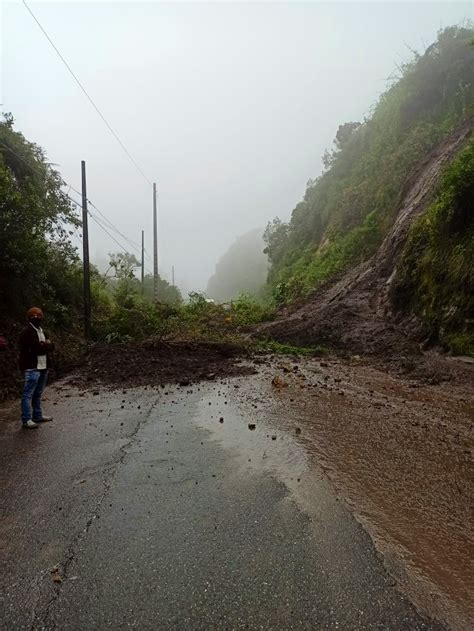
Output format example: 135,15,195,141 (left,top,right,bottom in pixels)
206,229,268,303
